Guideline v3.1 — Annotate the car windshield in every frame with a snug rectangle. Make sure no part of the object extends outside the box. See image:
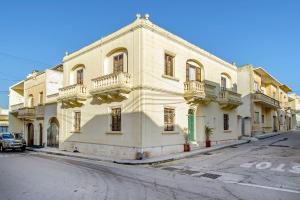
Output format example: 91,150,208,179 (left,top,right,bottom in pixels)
2,133,14,139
